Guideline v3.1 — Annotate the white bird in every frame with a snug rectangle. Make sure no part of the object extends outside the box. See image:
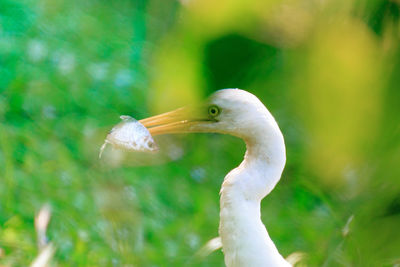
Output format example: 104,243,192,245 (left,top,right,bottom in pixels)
139,89,291,267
